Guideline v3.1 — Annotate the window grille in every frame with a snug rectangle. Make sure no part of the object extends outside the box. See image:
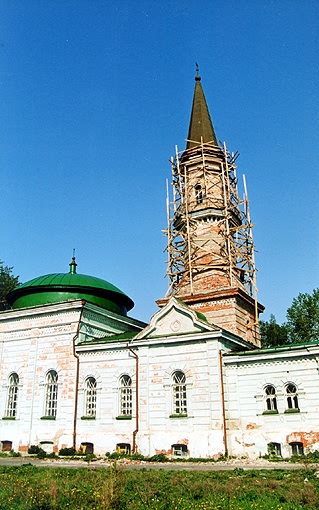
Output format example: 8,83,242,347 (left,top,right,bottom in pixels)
44,370,58,417
264,385,277,411
172,370,187,415
5,373,19,418
85,377,97,417
119,375,132,416
285,383,299,410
